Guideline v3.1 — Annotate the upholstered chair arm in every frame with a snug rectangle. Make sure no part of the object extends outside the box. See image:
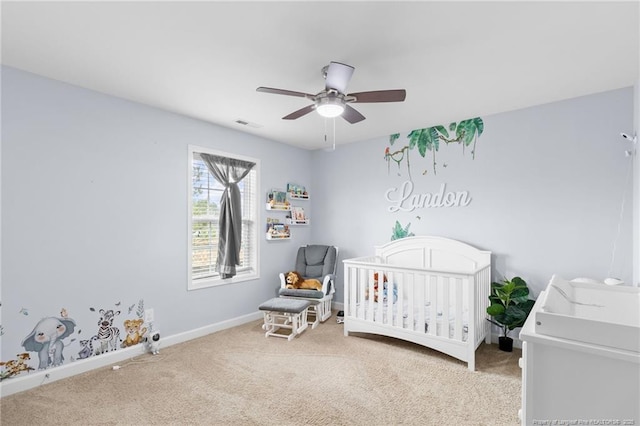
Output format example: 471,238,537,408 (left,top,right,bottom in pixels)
322,274,336,295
